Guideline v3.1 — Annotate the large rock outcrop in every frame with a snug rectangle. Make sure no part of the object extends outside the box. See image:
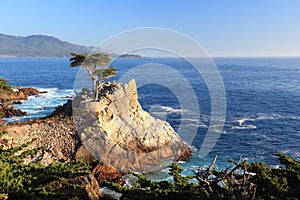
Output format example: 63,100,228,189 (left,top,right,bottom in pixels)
75,80,191,172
